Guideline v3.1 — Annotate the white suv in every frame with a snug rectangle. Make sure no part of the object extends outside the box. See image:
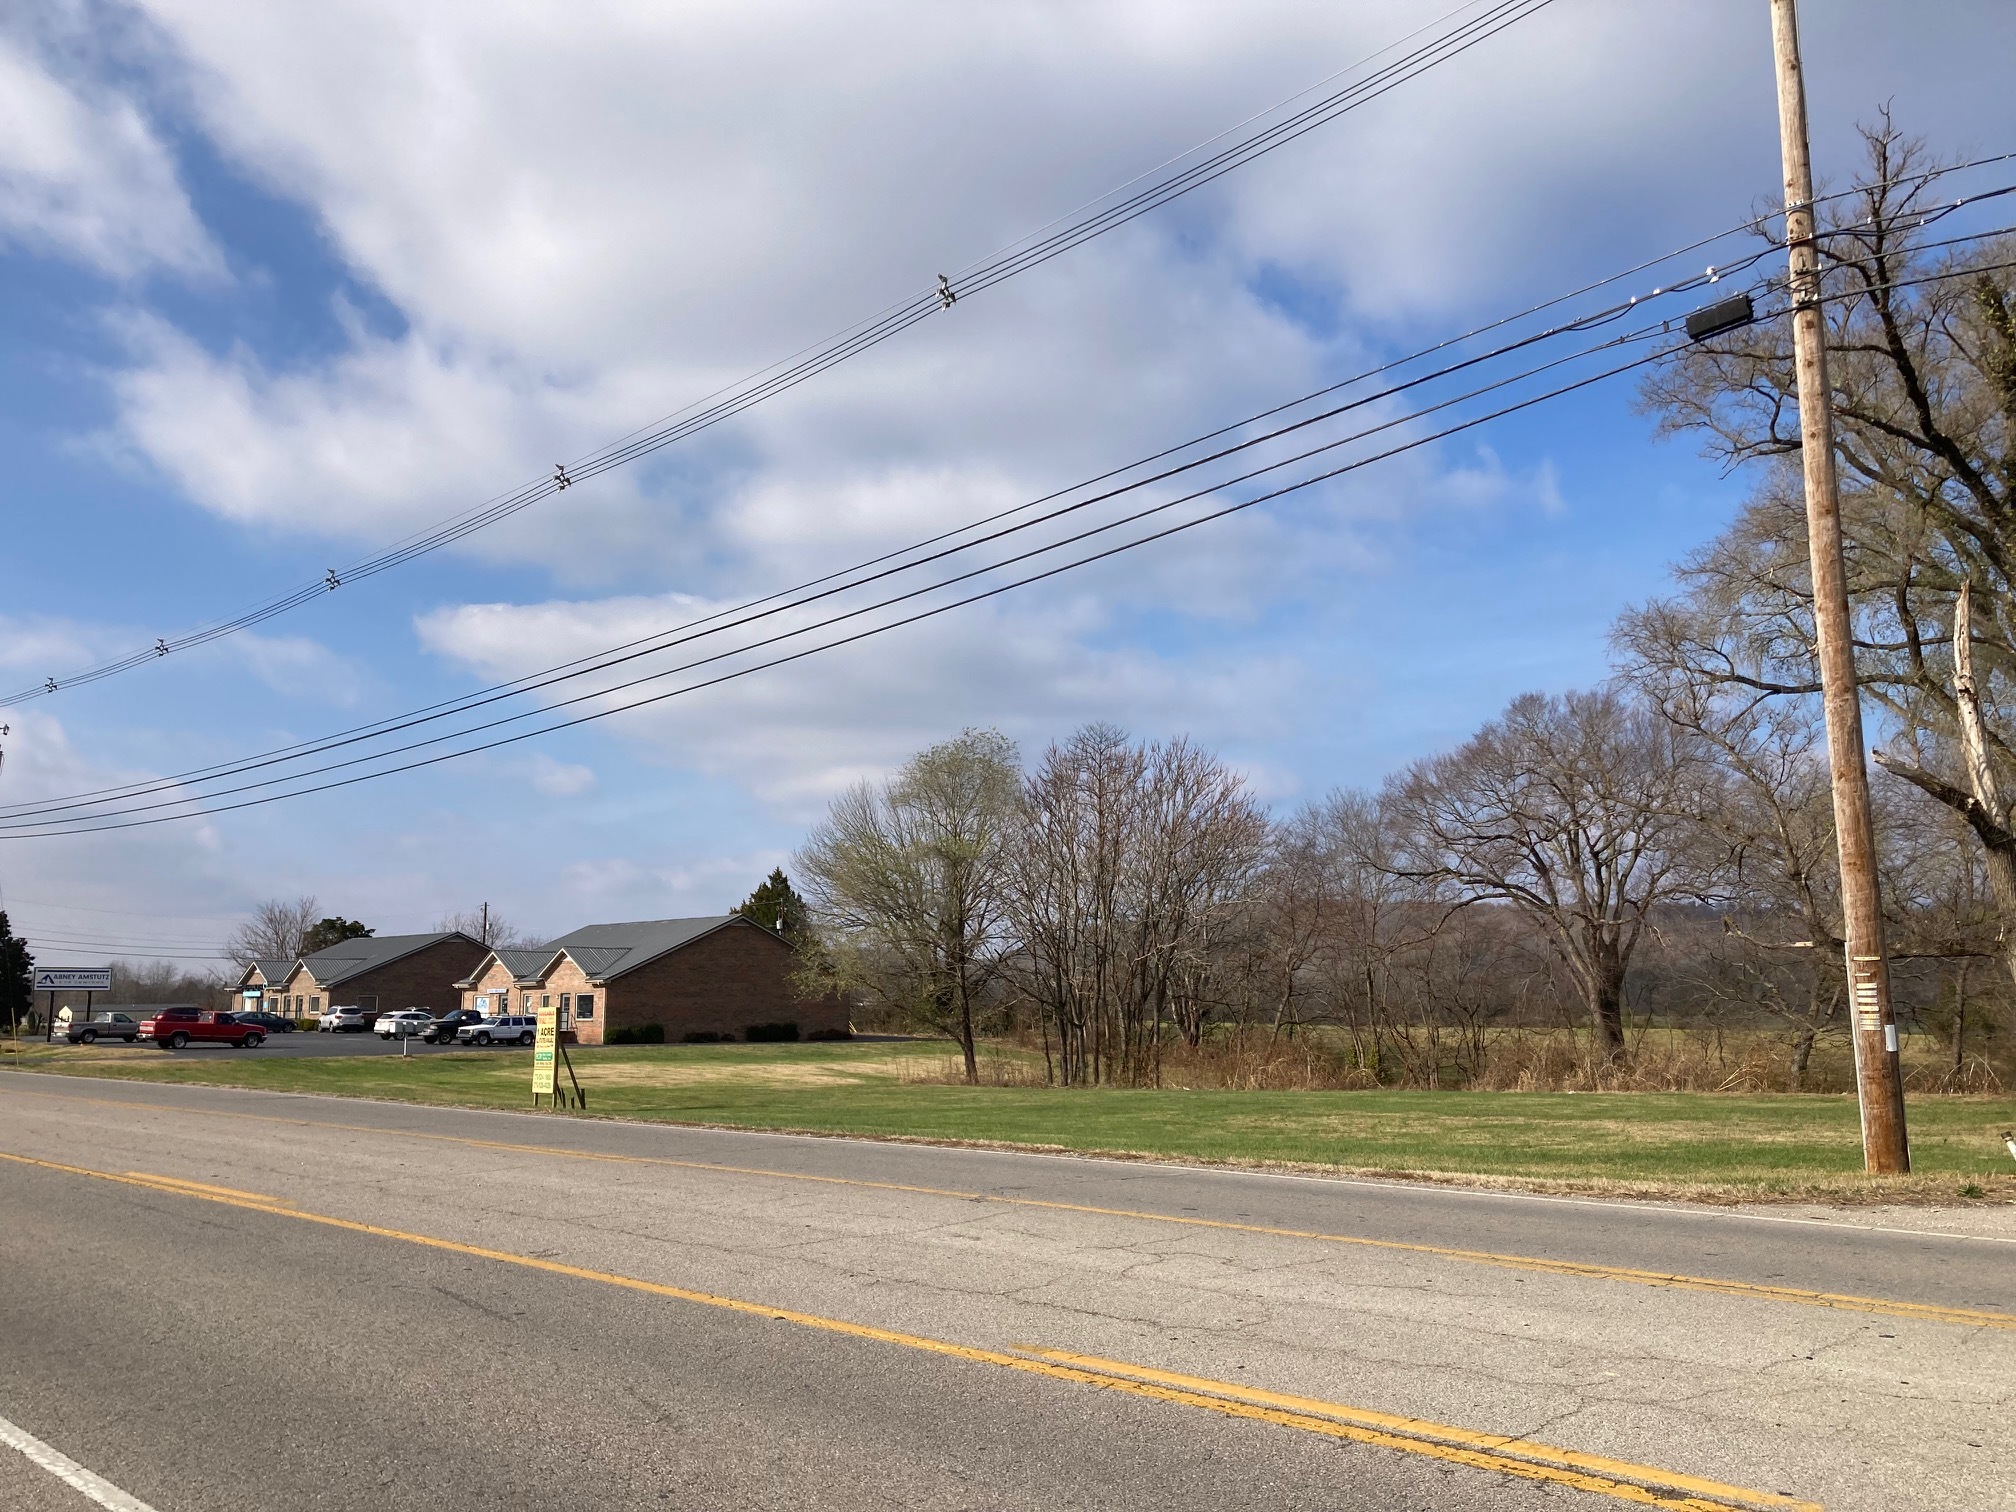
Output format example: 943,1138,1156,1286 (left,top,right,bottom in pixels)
456,1014,536,1046
319,1005,373,1032
375,1009,434,1039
